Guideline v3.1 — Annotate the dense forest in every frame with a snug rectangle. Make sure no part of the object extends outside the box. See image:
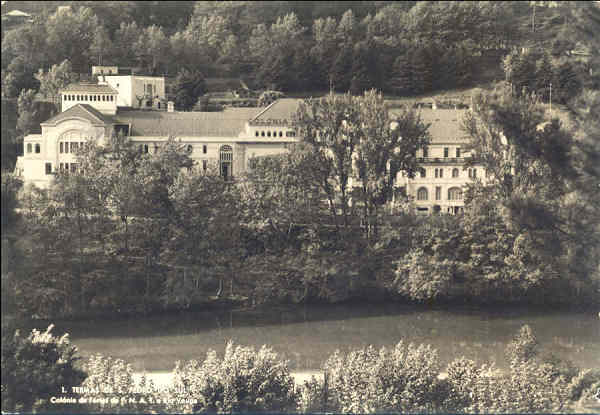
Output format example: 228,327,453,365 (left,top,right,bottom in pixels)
1,1,598,96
